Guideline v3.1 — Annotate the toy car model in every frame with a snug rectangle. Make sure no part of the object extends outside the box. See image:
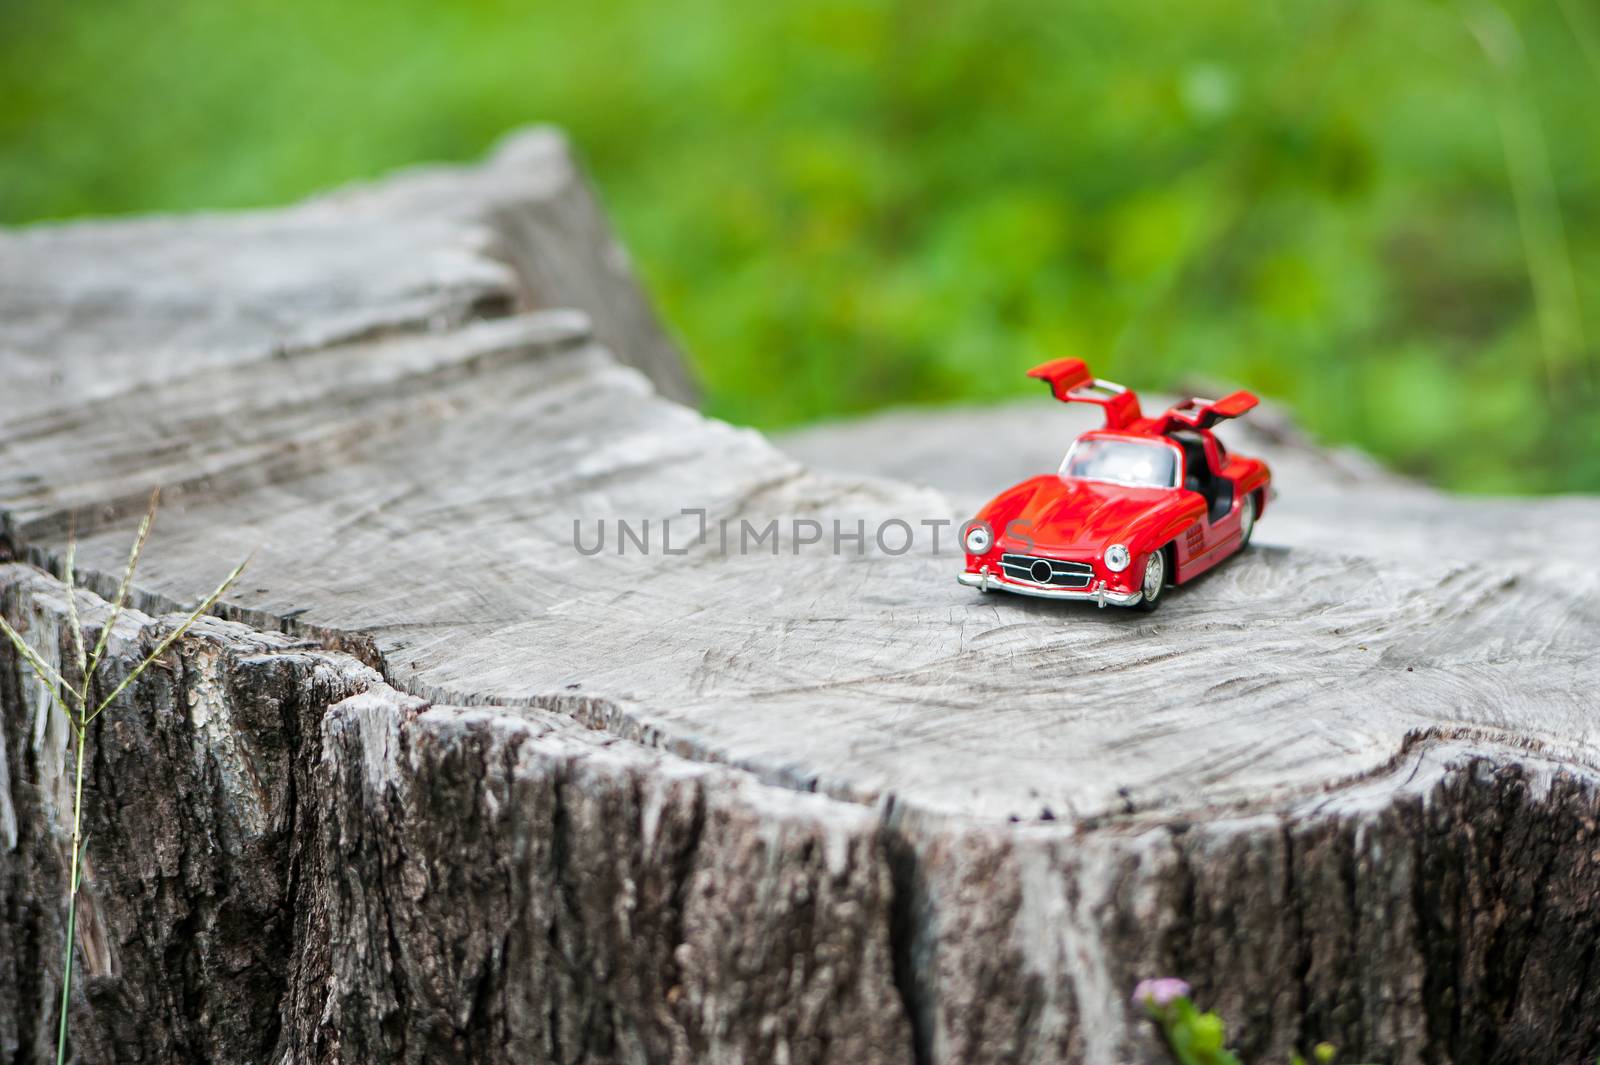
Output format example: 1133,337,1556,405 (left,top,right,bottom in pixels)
959,358,1270,611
